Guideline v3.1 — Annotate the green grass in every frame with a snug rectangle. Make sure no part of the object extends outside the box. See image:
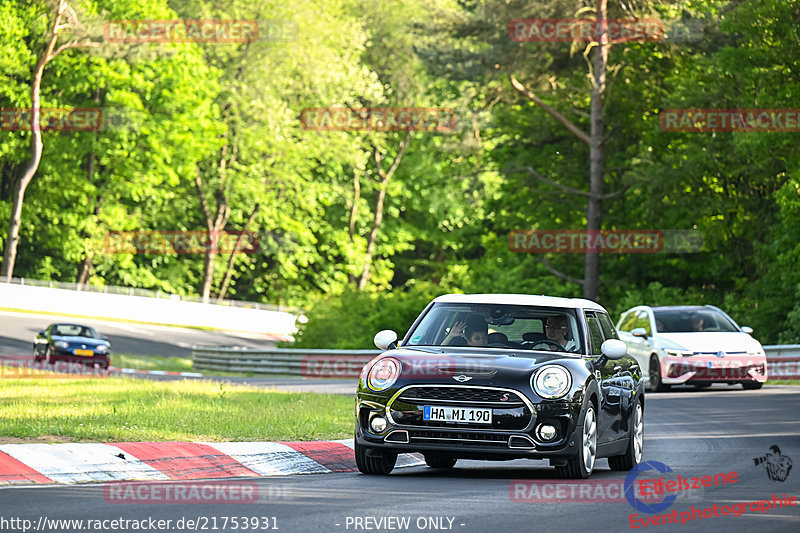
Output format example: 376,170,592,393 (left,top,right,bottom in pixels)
112,353,195,373
0,377,354,442
767,380,800,385
110,353,297,378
